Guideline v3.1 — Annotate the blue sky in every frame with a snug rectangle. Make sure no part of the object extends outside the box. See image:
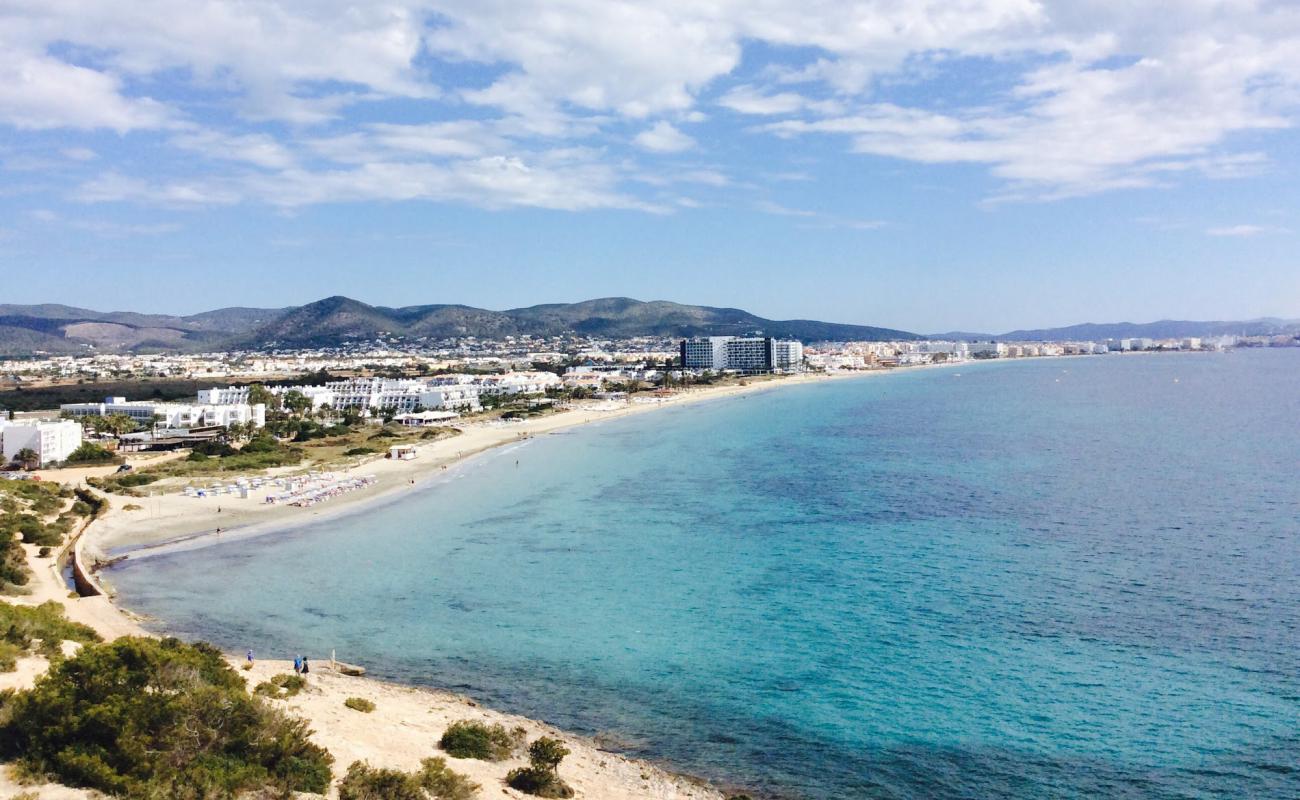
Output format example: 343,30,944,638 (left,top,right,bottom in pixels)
2,1,1299,334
